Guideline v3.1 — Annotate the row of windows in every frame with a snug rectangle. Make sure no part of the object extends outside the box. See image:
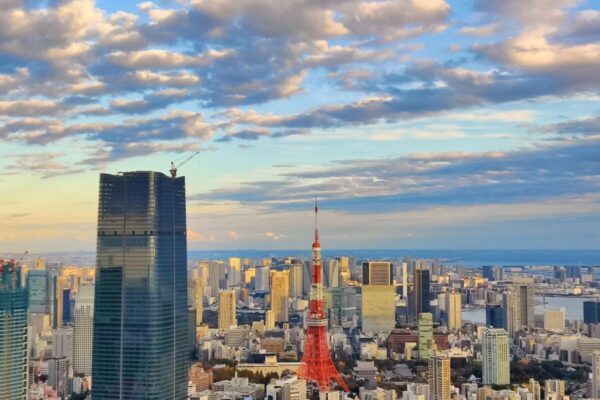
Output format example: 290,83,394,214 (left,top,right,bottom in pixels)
98,230,186,236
